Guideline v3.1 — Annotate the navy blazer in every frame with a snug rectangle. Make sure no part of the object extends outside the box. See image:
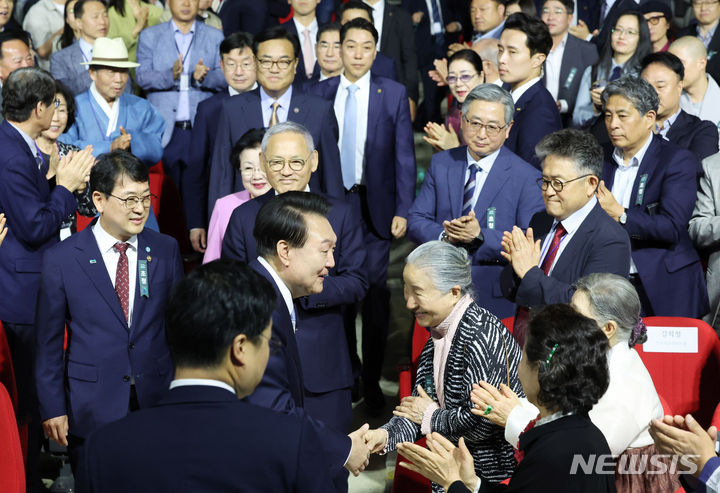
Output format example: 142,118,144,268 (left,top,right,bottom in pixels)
182,90,230,229
552,34,598,122
34,225,184,438
501,201,631,308
403,0,459,65
222,191,367,394
0,120,77,324
505,80,562,169
248,259,351,470
666,110,719,163
218,0,267,36
80,385,334,492
407,146,544,318
379,3,419,101
310,75,416,238
602,135,709,317
207,87,344,211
